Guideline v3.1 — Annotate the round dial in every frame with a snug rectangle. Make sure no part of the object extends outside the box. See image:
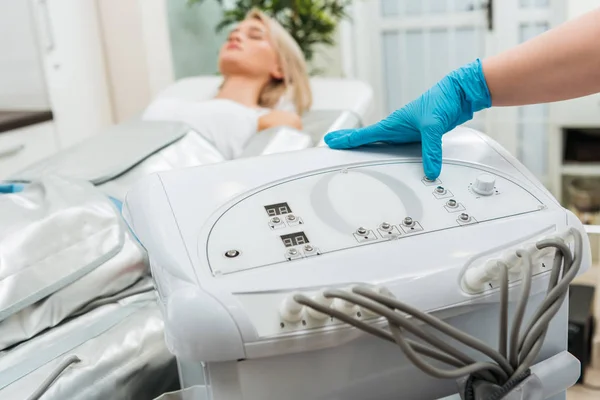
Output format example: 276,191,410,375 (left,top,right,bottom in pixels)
472,173,496,196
